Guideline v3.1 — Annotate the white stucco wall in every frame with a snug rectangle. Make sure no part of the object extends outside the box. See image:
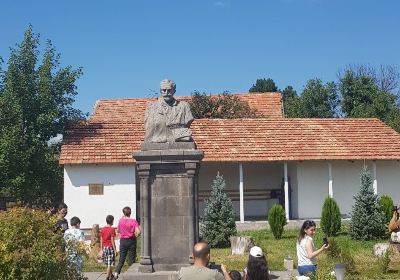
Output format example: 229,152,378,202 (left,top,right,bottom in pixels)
63,160,400,225
64,164,136,229
296,160,400,219
296,161,330,218
331,161,372,216
376,161,400,206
